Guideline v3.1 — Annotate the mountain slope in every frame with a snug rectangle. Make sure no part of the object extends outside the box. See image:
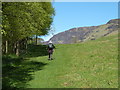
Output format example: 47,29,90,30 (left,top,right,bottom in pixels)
49,19,119,44
28,34,118,88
